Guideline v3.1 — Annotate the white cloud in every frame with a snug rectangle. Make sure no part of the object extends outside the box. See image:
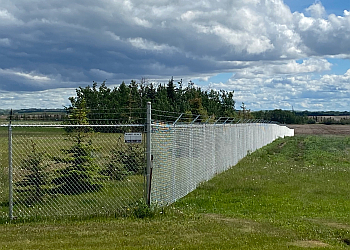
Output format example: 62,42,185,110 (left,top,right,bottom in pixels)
210,63,350,111
0,8,21,24
306,1,326,18
294,7,350,55
0,88,75,109
0,0,349,110
0,68,51,82
232,58,331,79
127,37,179,53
